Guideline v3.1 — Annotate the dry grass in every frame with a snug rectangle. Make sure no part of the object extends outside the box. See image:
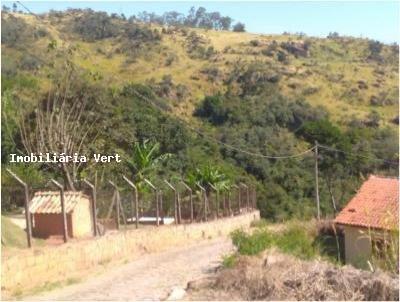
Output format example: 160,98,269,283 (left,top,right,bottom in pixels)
6,13,397,128
186,250,399,301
